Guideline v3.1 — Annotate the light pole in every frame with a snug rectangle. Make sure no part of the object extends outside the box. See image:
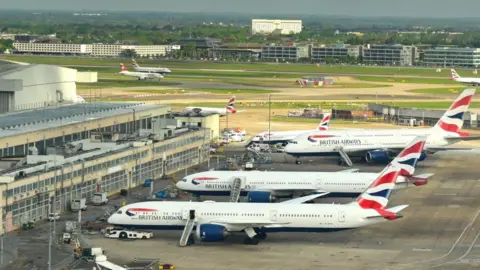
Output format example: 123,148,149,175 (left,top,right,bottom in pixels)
268,94,271,143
